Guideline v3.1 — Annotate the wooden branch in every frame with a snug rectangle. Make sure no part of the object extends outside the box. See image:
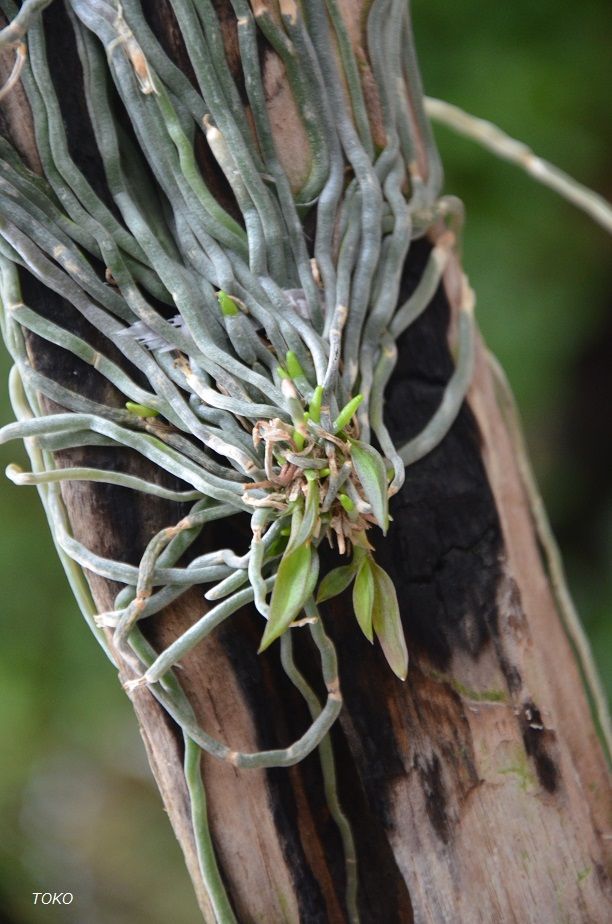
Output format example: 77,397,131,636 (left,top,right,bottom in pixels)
1,3,609,921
